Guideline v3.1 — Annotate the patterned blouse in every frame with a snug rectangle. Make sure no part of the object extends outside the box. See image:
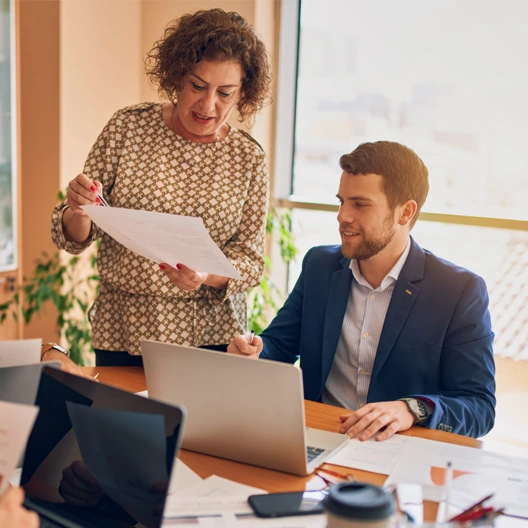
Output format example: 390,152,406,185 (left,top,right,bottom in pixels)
51,103,269,355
